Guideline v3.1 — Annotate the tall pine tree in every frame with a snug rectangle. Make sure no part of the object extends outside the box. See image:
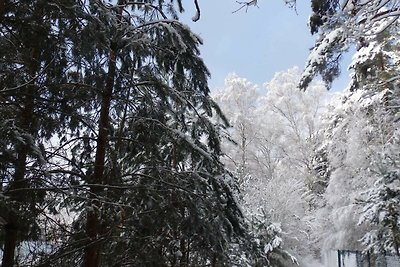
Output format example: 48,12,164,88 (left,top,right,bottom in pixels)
1,1,246,266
